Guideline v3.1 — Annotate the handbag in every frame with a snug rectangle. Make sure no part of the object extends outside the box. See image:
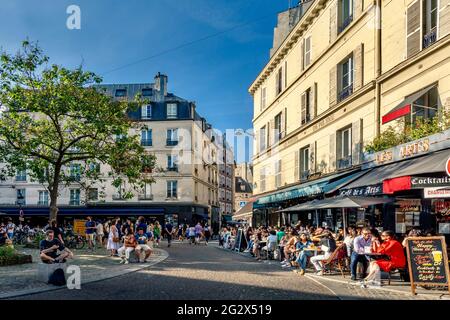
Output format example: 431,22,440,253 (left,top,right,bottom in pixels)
113,237,120,243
